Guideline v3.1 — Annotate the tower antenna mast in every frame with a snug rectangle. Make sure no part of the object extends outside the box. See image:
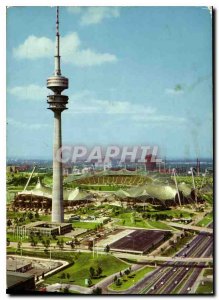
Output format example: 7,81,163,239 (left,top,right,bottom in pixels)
55,6,61,76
